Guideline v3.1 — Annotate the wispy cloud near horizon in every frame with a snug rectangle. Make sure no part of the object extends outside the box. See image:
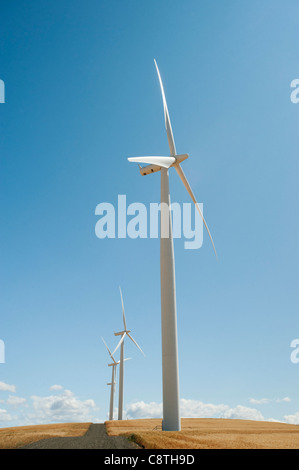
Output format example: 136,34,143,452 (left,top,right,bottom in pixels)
249,397,291,405
125,398,266,422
